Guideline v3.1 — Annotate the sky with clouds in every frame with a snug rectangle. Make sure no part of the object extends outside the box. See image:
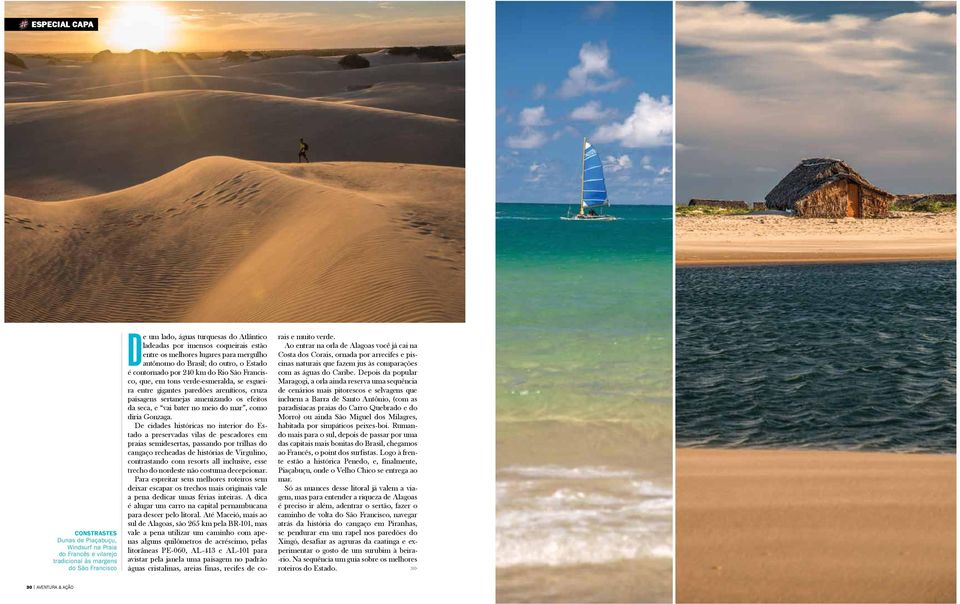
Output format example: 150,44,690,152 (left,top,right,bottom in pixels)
497,1,673,205
4,2,464,52
677,1,956,205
